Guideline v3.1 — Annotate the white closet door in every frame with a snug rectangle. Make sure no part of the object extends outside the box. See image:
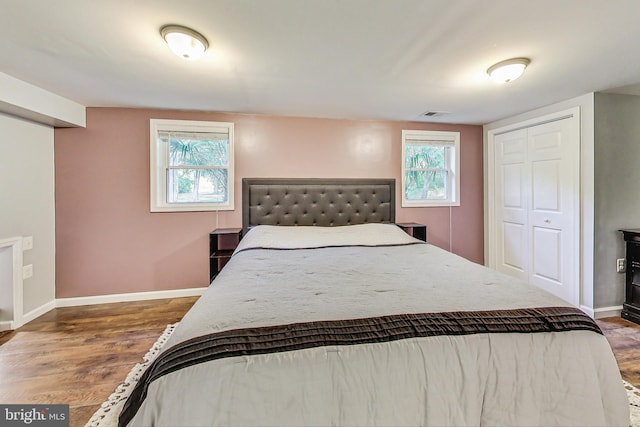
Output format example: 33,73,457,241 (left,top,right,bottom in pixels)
527,119,577,304
492,117,578,305
494,129,529,281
